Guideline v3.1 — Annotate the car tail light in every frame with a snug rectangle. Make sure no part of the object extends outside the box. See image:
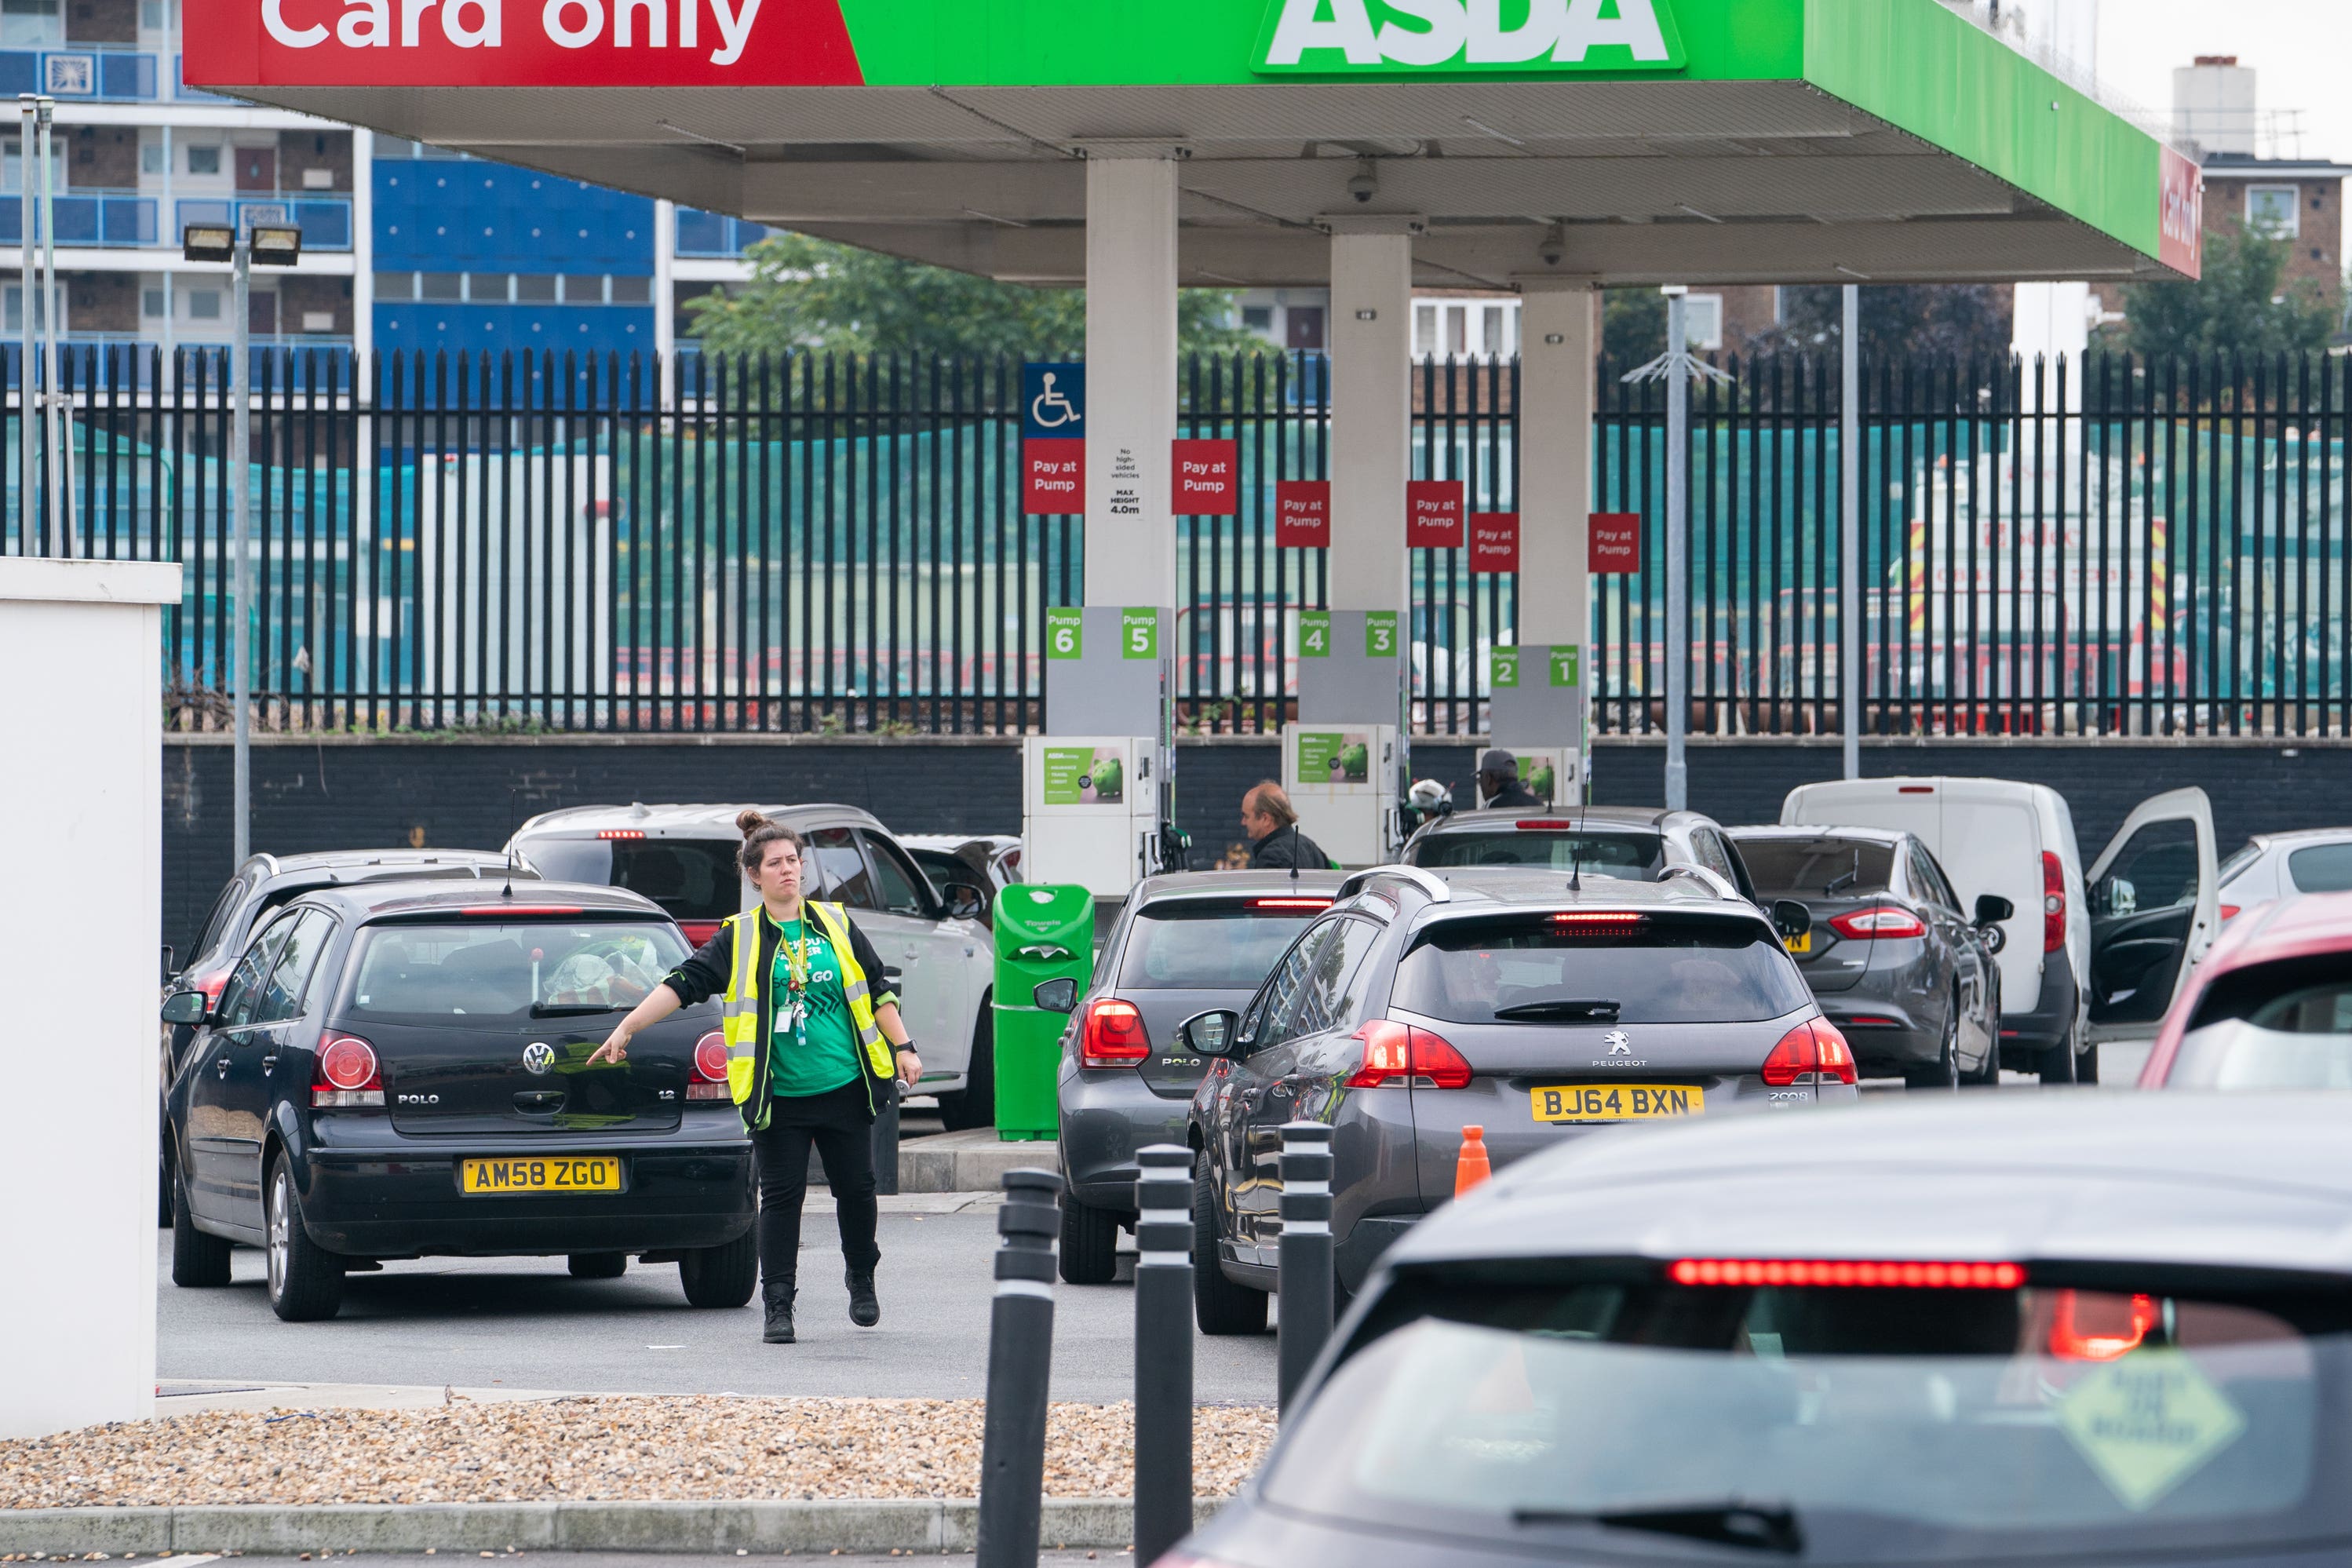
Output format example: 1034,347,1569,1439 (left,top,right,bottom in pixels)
191,968,232,1007
1551,911,1647,934
679,919,724,946
1760,1019,1855,1088
1671,1258,2024,1289
2048,1289,2159,1362
1248,898,1333,910
312,1034,384,1108
2220,903,2241,921
1827,906,1927,940
2042,851,2066,954
598,829,647,840
1344,1020,1473,1090
1898,786,1936,795
1080,999,1150,1068
689,1030,731,1100
1515,819,1577,830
